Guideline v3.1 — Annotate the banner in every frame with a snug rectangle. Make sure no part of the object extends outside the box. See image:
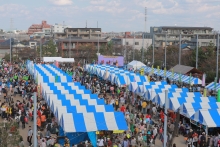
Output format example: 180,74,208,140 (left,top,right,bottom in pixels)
87,132,97,147
218,89,220,102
